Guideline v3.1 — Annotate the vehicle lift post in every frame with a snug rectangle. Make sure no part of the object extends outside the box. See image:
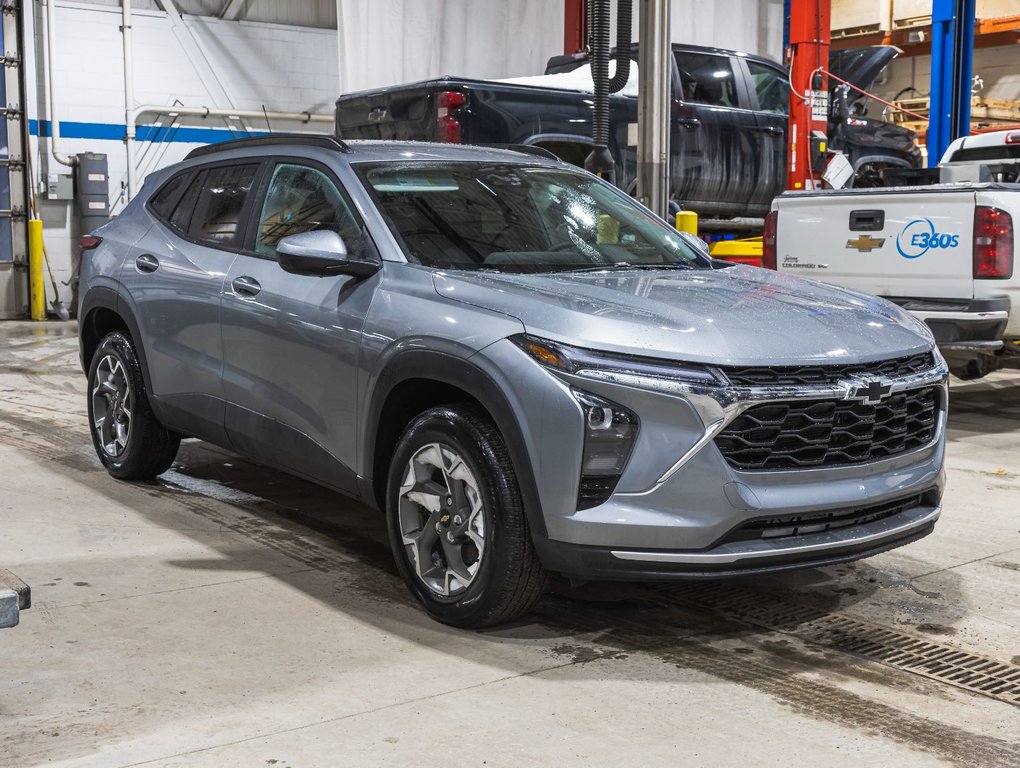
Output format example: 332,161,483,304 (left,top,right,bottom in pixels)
927,0,975,166
786,0,831,190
